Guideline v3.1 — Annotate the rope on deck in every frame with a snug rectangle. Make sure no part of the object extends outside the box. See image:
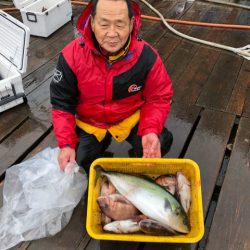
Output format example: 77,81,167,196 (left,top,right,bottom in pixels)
203,0,250,10
139,0,250,60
